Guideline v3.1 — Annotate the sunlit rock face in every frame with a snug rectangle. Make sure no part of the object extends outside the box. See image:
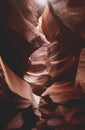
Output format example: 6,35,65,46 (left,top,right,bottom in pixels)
48,0,85,38
36,1,85,129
